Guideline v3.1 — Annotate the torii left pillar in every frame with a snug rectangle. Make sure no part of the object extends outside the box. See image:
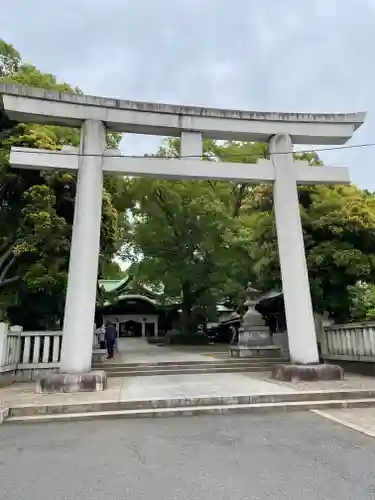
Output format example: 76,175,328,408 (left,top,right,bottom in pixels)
38,120,108,393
